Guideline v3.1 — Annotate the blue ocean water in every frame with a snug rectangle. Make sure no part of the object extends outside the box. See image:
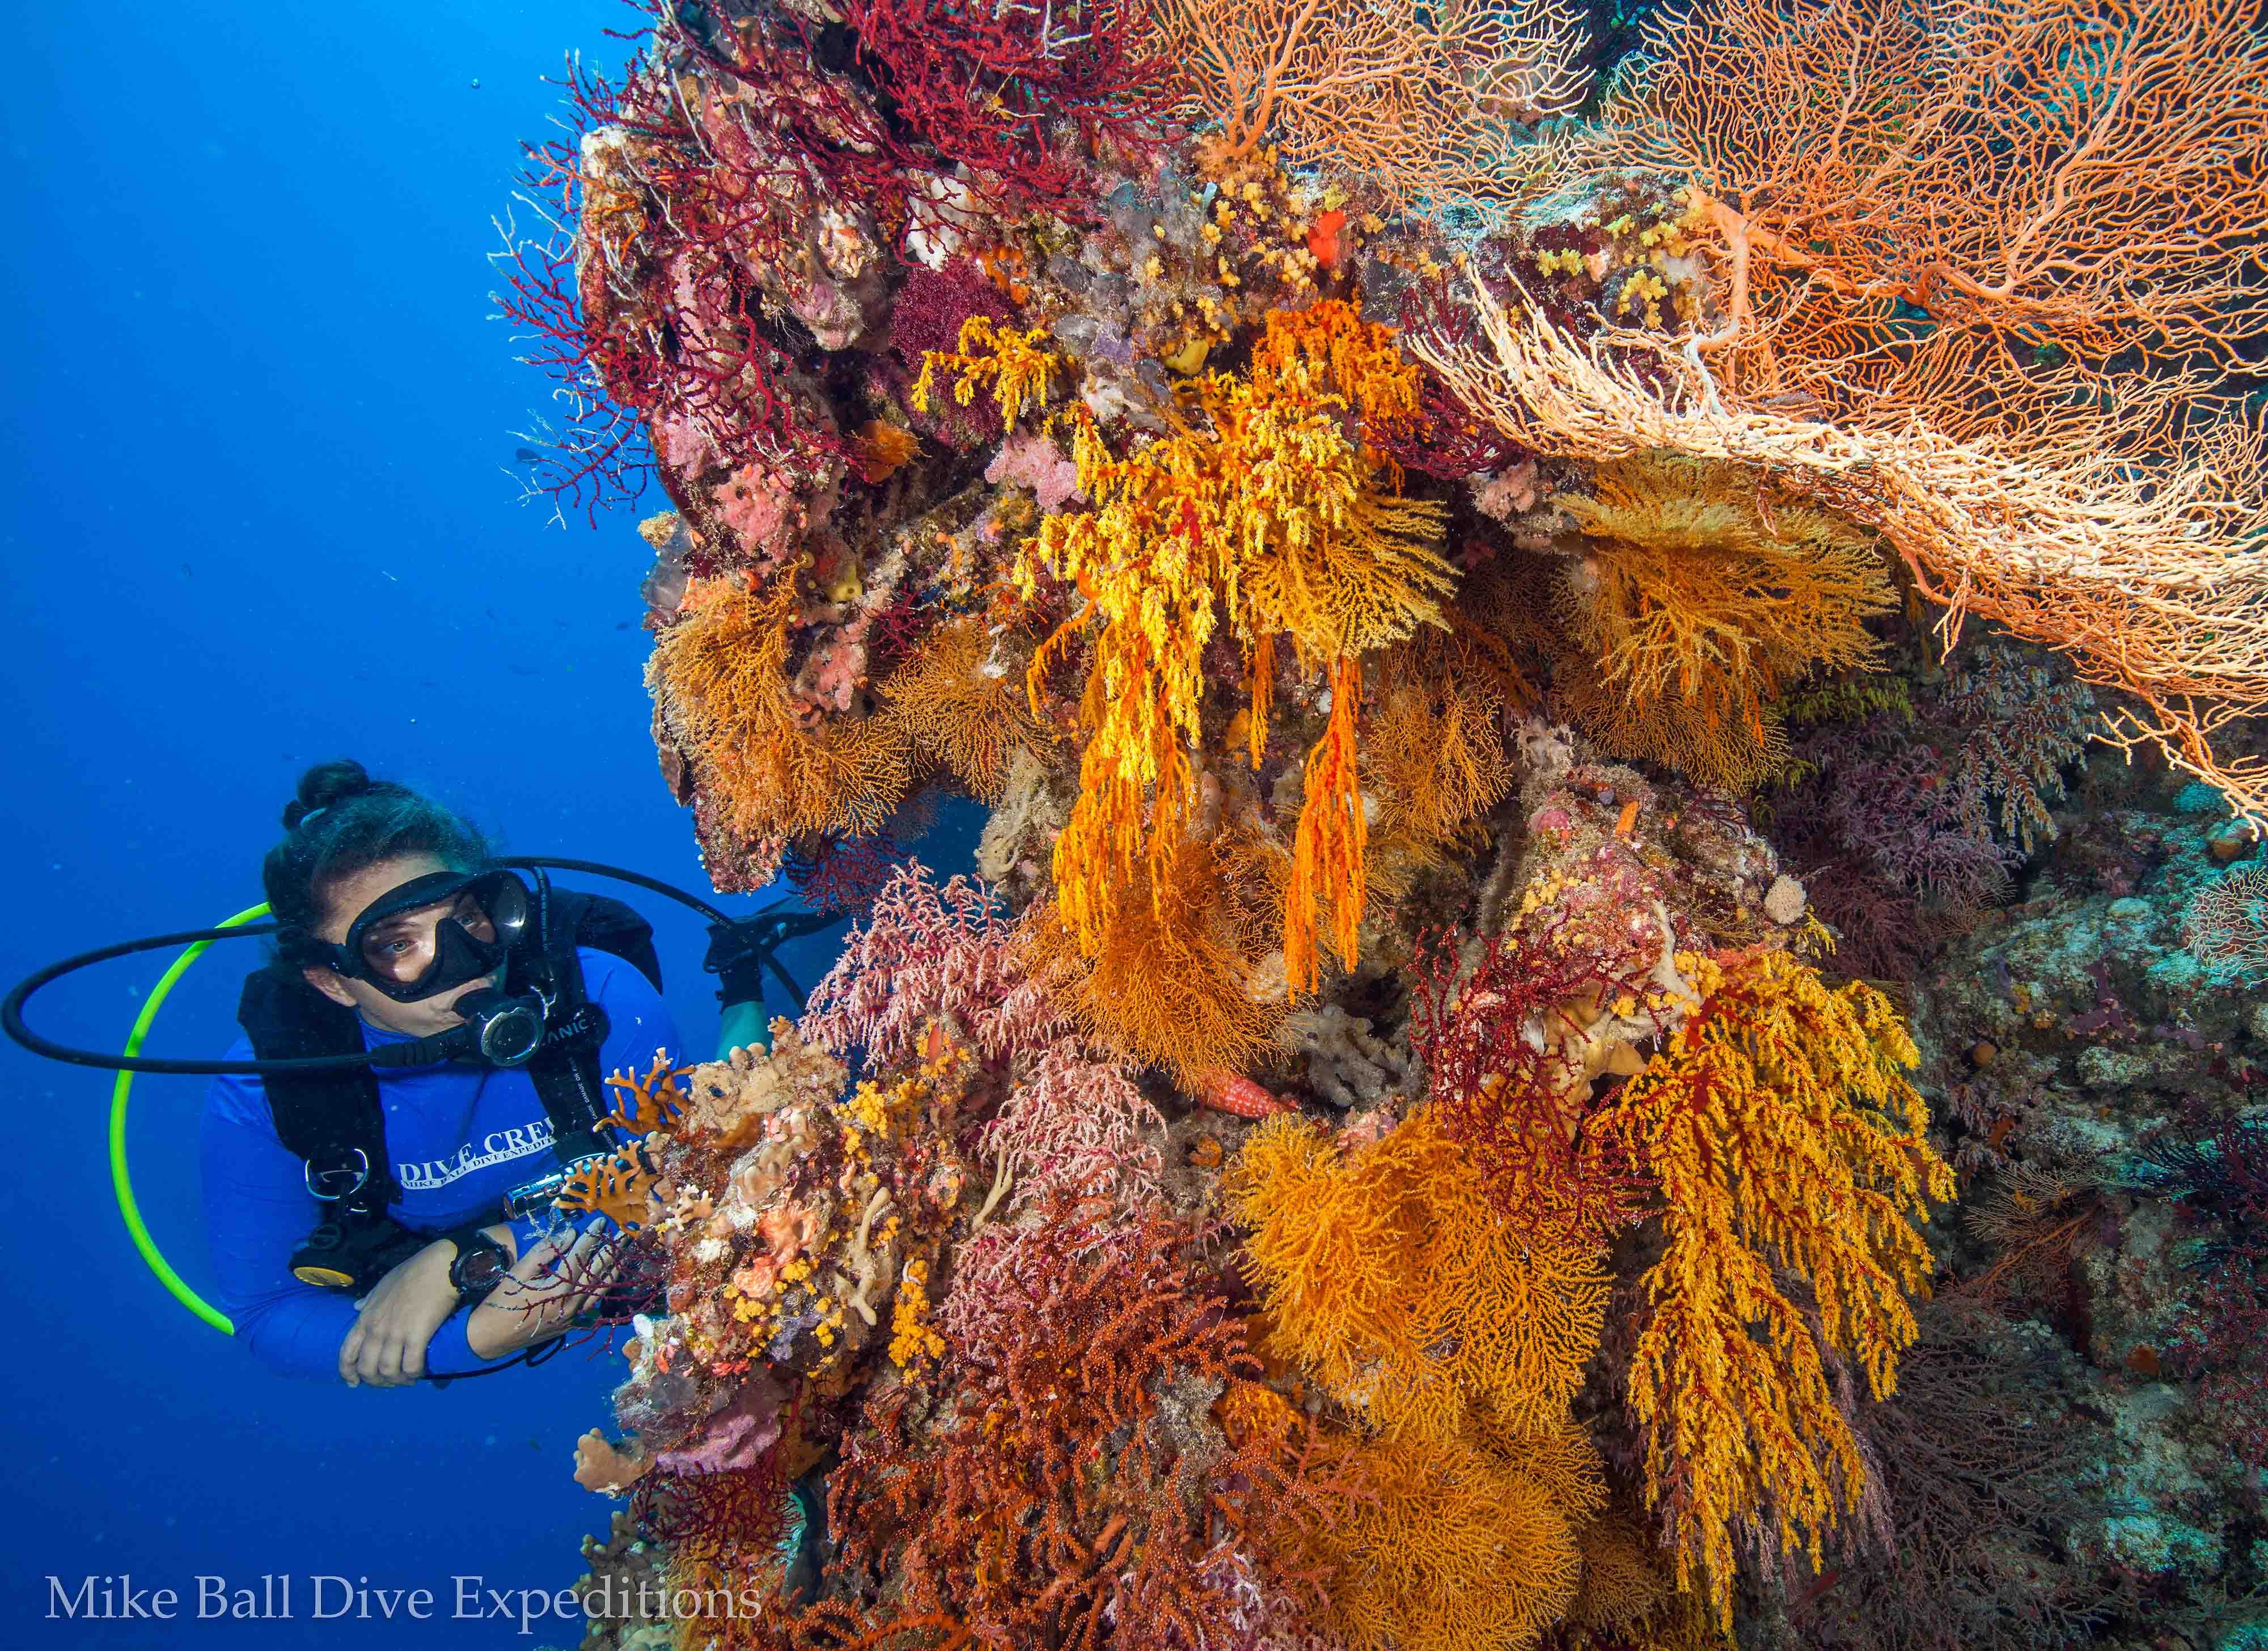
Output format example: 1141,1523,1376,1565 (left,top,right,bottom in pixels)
3,3,873,1641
